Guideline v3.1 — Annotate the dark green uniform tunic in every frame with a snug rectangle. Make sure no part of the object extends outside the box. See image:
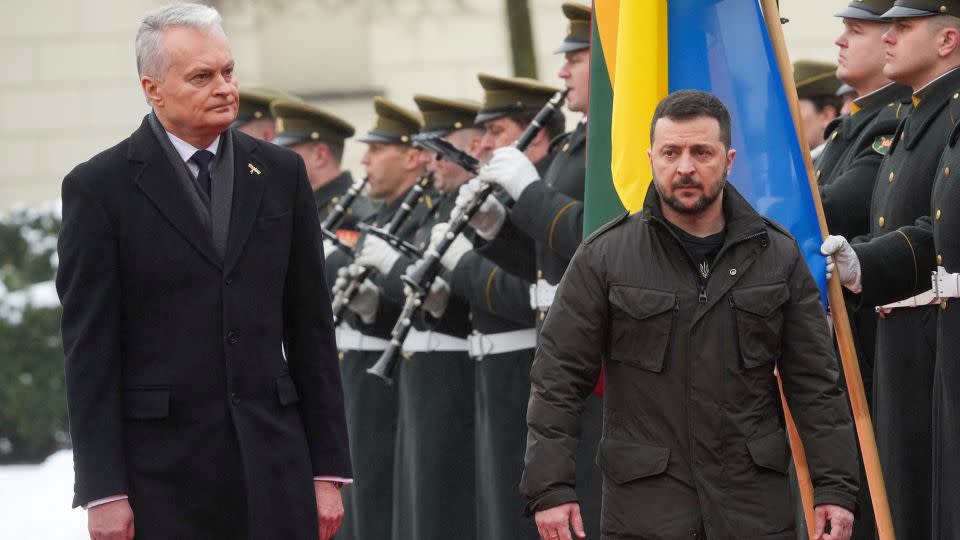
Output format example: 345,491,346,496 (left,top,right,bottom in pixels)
815,82,910,540
448,188,541,540
324,187,434,540
479,121,603,537
375,192,477,540
850,66,960,539
851,94,960,538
